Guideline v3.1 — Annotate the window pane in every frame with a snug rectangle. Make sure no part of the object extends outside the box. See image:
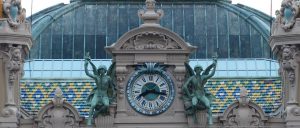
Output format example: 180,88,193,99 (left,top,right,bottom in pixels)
52,19,62,59
229,35,239,58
